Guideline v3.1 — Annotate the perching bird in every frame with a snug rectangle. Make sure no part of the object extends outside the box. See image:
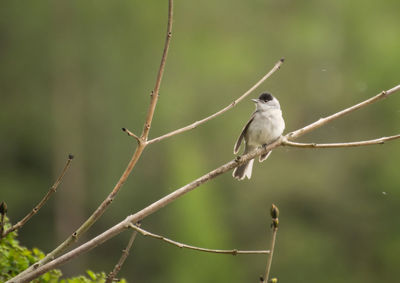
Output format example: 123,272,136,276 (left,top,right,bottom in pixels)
233,93,285,180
